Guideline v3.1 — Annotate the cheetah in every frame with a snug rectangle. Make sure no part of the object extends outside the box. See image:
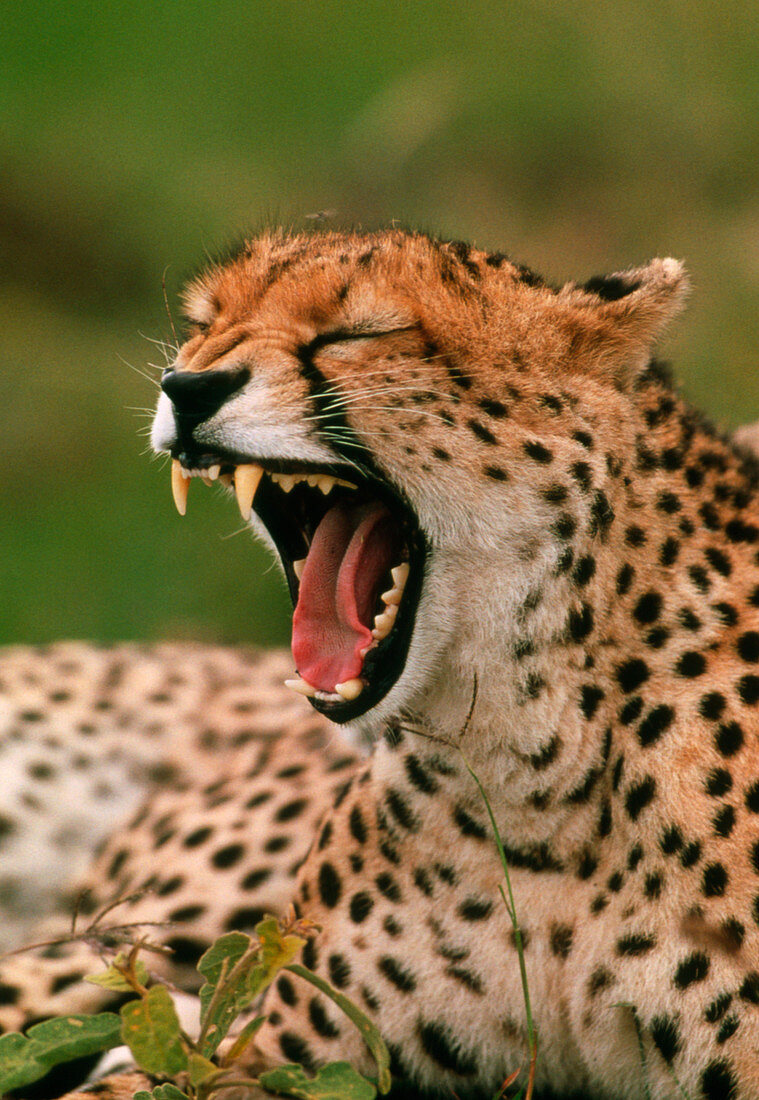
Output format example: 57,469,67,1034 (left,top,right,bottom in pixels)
3,228,759,1100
